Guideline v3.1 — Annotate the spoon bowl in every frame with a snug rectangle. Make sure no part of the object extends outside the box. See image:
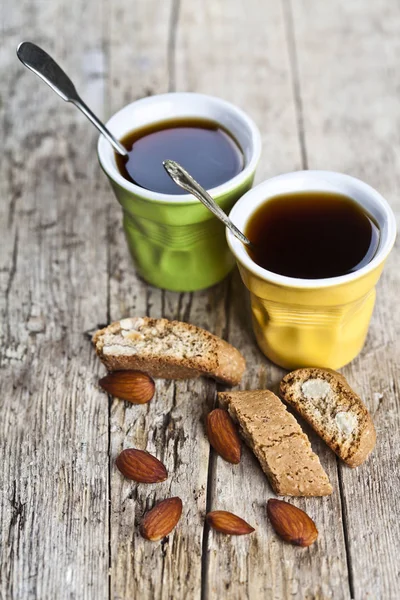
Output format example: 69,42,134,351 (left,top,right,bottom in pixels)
163,159,254,249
